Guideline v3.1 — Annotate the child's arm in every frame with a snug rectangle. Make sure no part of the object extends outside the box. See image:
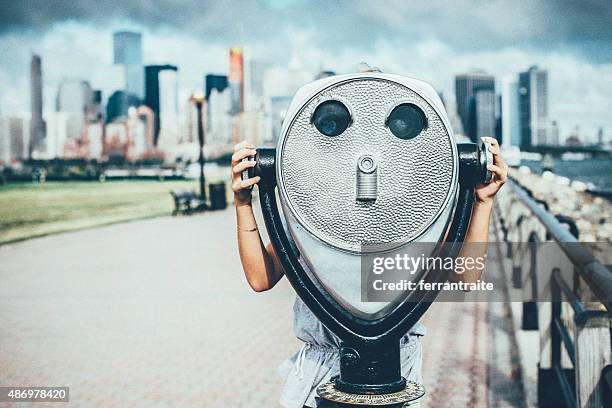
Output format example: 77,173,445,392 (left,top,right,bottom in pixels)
232,141,284,292
451,136,508,283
